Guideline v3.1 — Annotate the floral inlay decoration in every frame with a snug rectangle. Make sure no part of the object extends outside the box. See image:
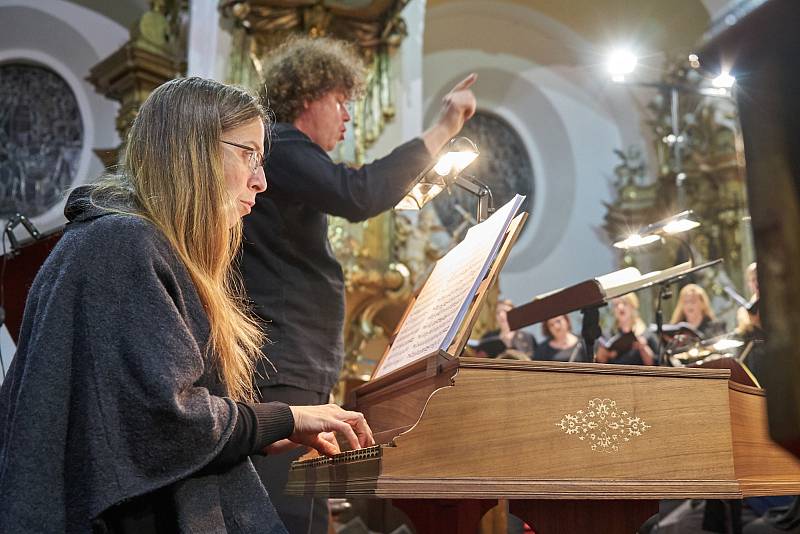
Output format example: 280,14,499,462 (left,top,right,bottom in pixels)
556,398,651,453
